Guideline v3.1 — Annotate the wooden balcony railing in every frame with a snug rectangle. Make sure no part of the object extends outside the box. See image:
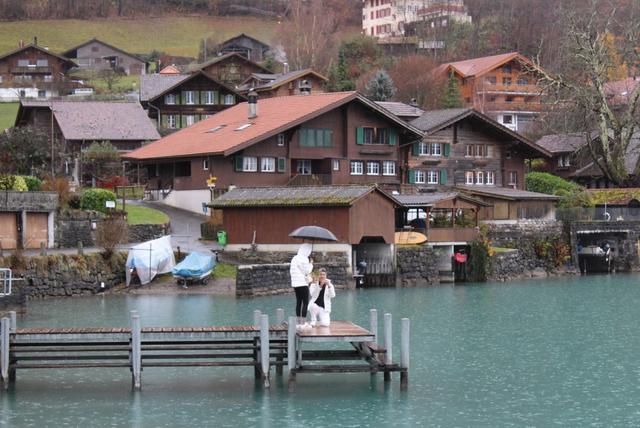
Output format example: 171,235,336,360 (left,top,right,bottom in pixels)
287,174,332,186
11,66,53,74
427,227,479,243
